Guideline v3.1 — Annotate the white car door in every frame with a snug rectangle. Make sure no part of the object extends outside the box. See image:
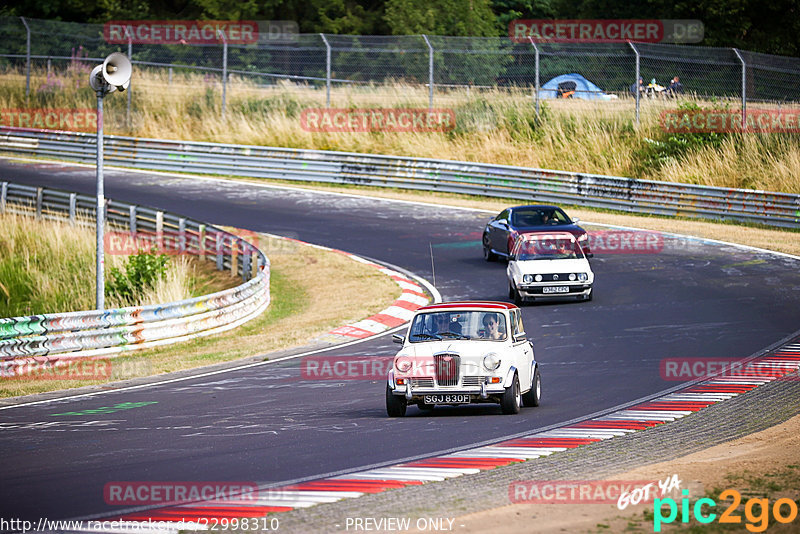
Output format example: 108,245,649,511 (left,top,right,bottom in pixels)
510,309,532,390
